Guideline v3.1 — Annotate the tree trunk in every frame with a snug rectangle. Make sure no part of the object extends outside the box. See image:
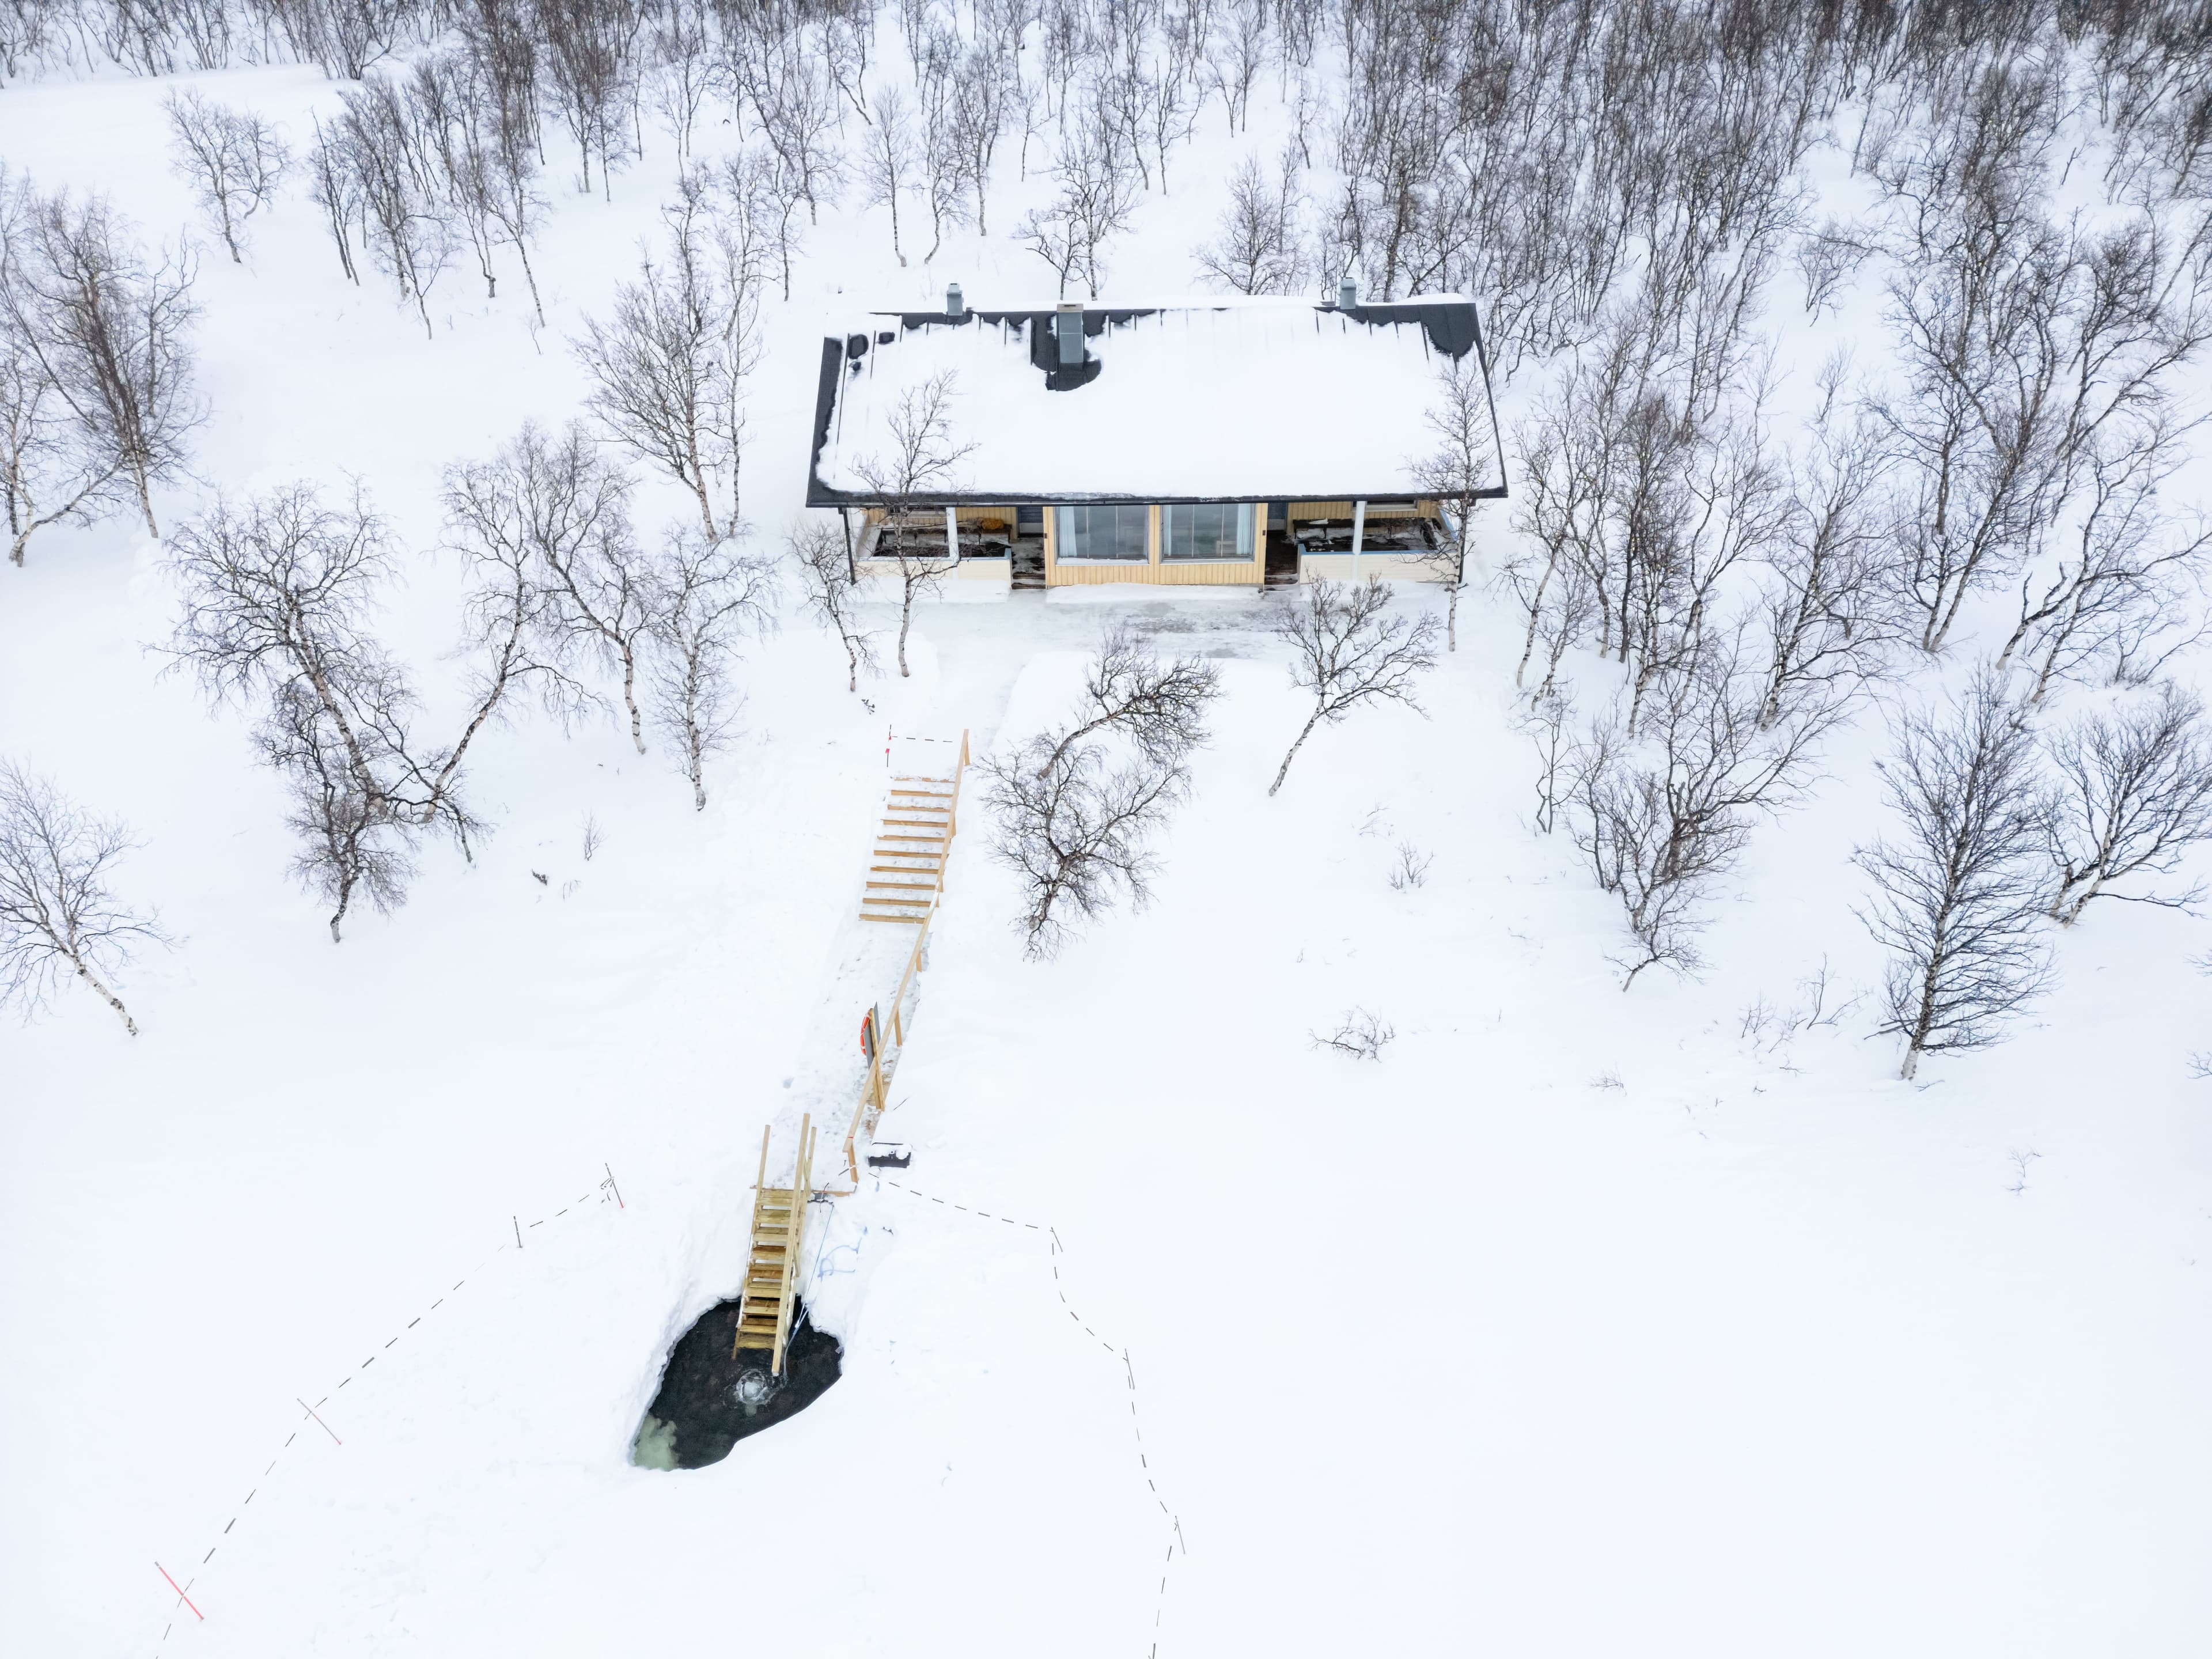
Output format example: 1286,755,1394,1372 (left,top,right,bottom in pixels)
70,953,138,1035
1900,956,1941,1078
620,645,646,753
692,469,718,540
1270,707,1325,796
514,232,545,324
1513,556,1554,687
